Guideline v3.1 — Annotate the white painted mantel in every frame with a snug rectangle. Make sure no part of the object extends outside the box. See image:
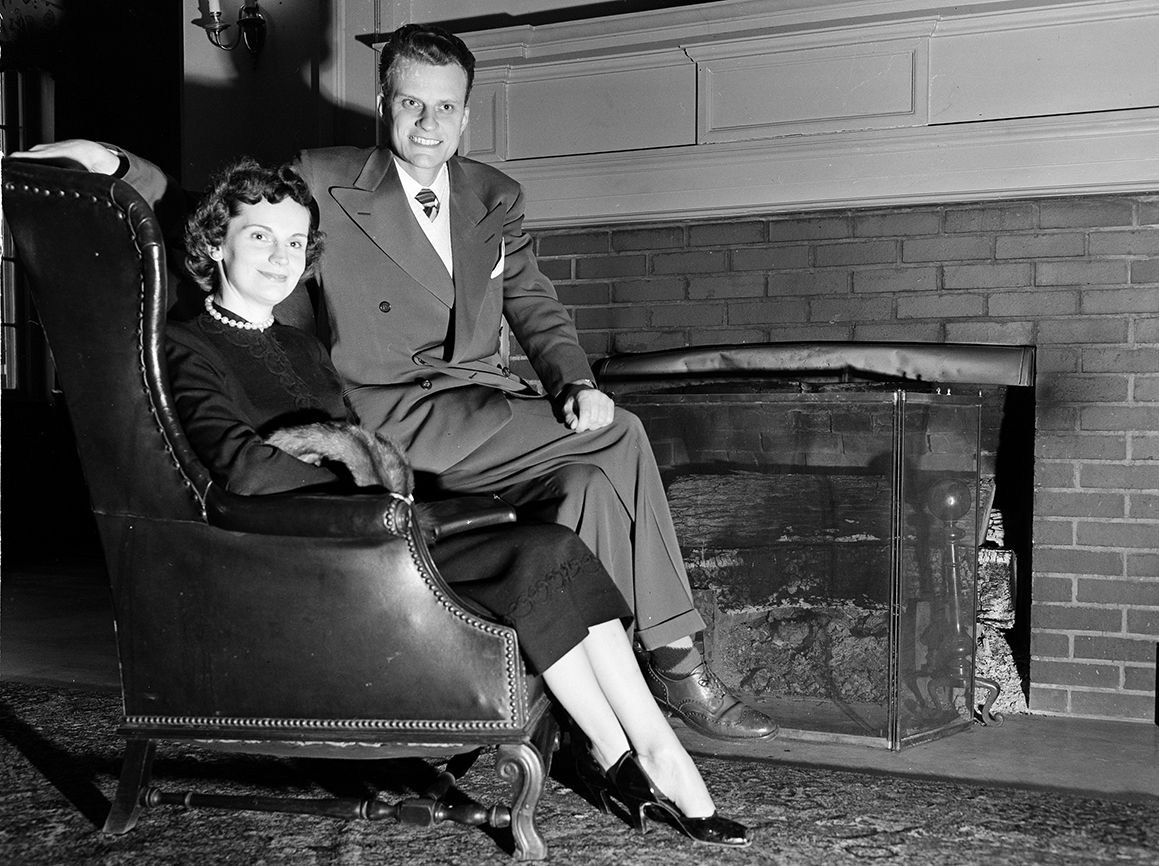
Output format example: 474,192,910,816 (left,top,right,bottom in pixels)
430,0,1159,228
